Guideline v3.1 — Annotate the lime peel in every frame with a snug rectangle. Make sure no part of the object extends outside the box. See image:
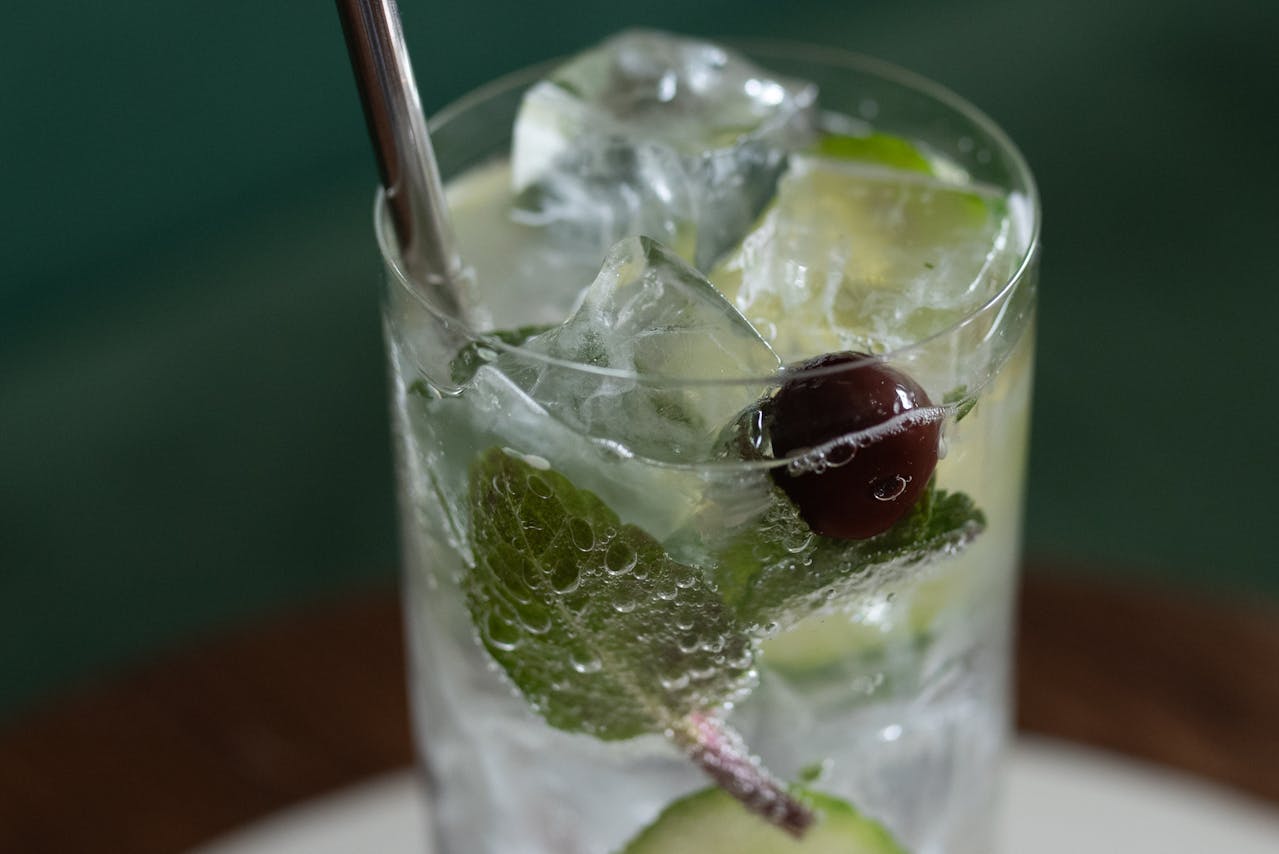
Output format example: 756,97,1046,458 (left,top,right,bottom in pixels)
620,785,907,853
